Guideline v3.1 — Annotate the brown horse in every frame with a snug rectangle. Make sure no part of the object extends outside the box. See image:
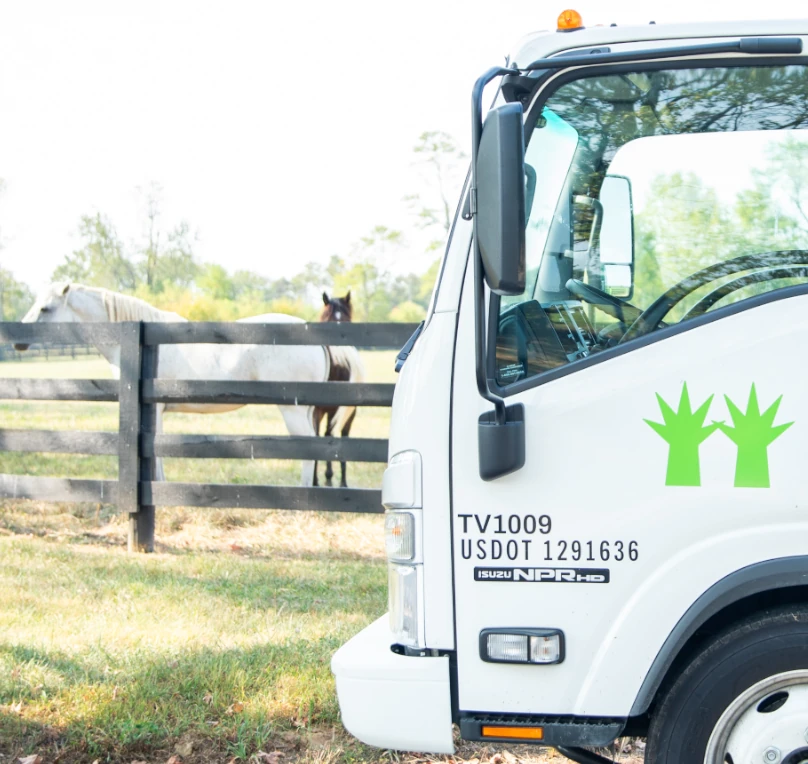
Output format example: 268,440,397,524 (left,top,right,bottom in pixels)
313,291,364,487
